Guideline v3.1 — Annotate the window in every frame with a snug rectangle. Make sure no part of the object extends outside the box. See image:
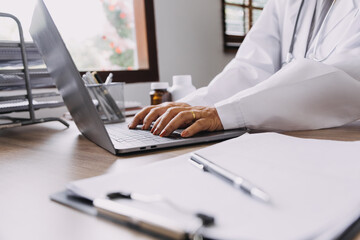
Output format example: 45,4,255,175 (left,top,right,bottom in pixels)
0,0,158,83
223,0,268,50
